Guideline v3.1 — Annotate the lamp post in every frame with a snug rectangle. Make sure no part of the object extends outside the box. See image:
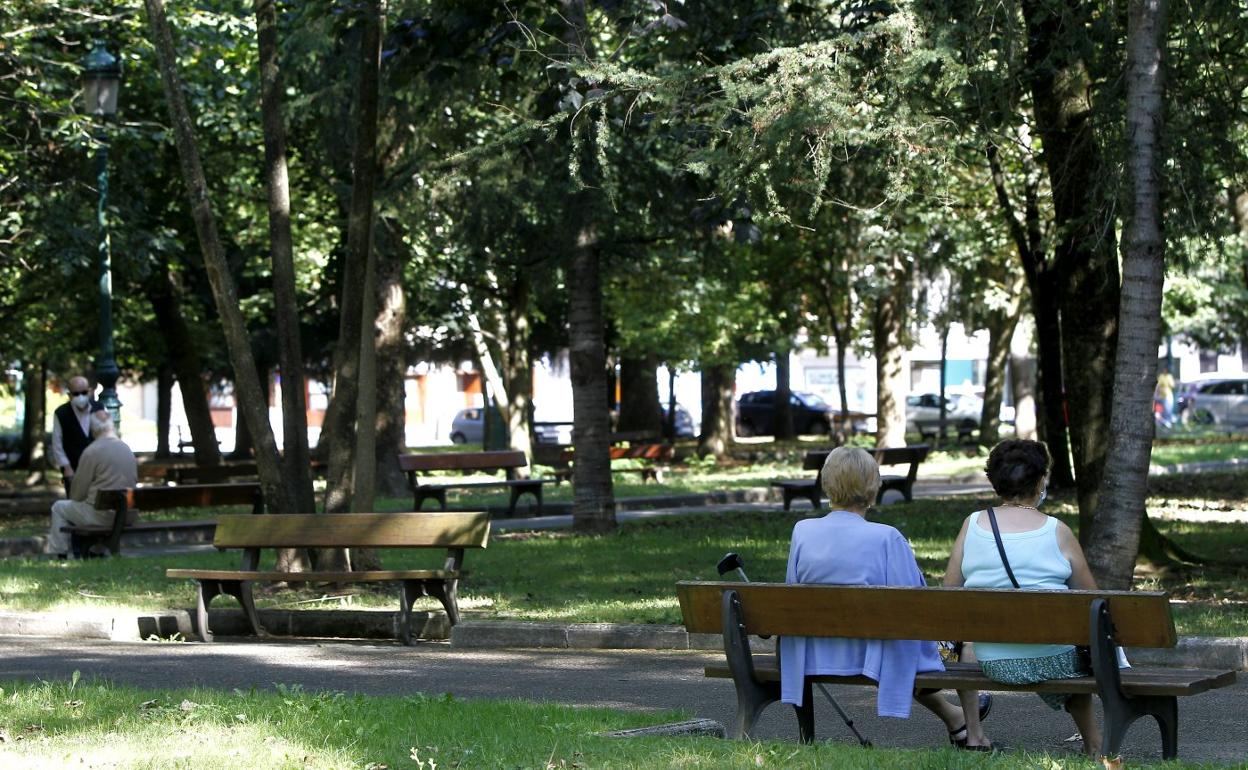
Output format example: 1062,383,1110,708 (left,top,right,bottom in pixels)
81,41,122,429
